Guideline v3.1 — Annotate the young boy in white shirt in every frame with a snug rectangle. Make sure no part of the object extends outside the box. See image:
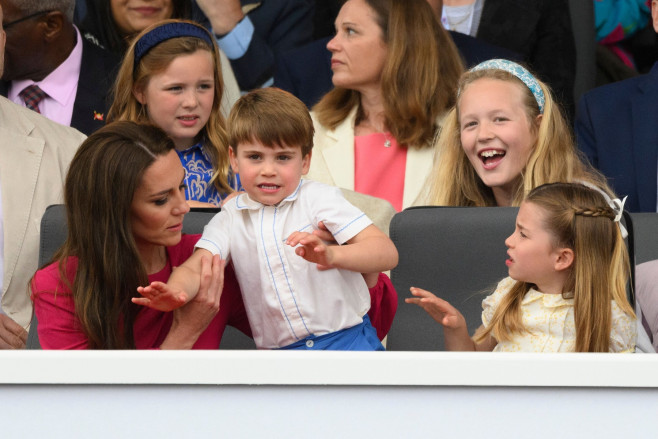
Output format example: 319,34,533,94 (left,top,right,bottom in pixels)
134,87,398,350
